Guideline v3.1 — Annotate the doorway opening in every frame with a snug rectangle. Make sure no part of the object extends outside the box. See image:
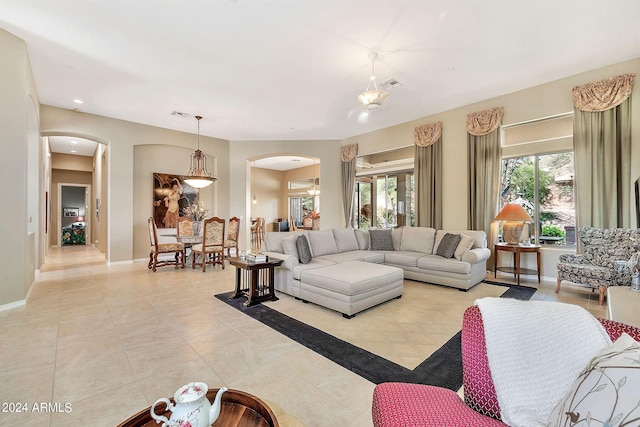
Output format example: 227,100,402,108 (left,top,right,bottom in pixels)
60,184,89,246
